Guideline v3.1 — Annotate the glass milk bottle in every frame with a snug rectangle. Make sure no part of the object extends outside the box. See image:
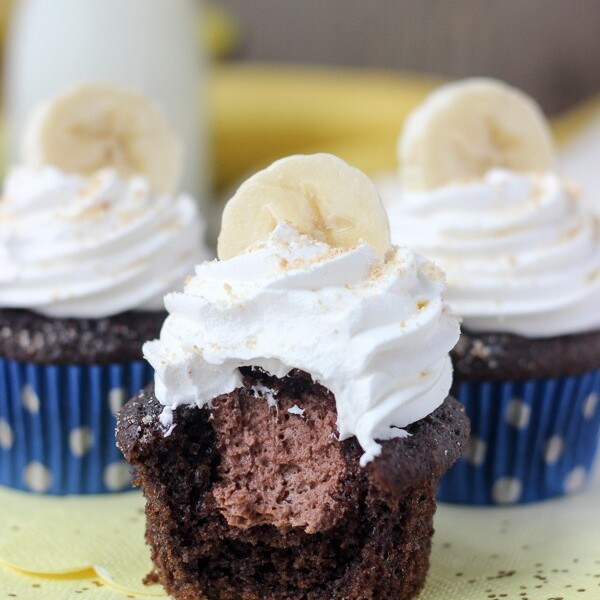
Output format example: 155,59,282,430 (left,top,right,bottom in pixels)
4,0,207,203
